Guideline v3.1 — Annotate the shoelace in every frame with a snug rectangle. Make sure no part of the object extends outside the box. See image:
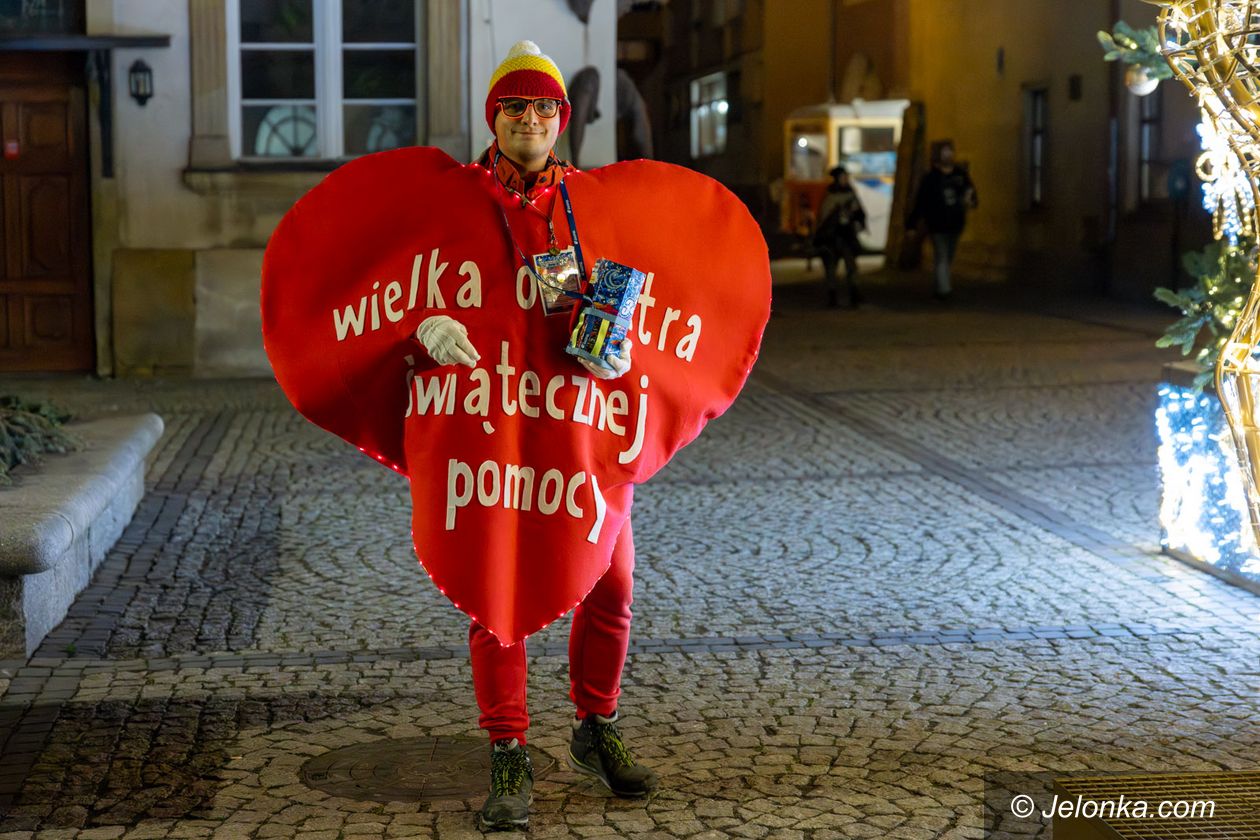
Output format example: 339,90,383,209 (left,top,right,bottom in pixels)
593,721,636,769
491,747,530,795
